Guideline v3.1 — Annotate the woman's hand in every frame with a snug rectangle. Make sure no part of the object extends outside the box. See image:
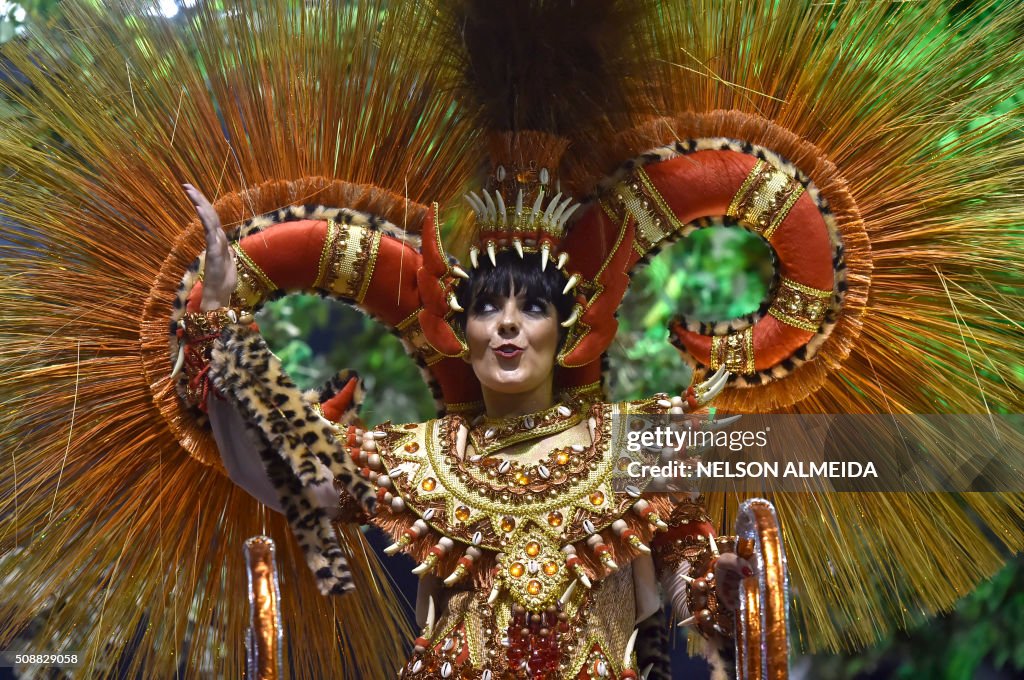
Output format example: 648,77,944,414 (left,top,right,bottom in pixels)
713,551,754,611
183,183,236,310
